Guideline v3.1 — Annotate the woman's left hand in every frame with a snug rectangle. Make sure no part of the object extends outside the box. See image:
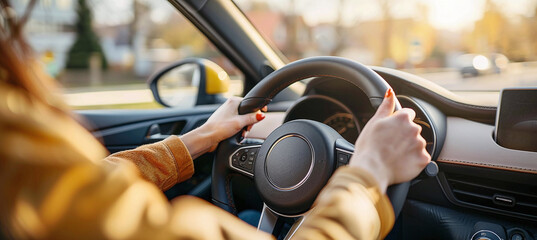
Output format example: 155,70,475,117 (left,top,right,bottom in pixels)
181,97,266,159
